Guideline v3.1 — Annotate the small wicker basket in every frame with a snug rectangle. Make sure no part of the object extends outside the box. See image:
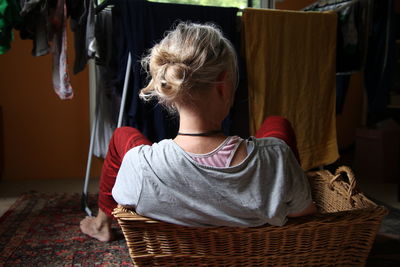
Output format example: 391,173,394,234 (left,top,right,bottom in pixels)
113,166,388,266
